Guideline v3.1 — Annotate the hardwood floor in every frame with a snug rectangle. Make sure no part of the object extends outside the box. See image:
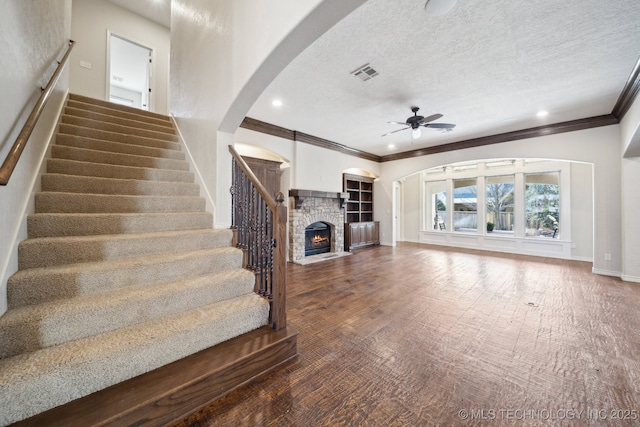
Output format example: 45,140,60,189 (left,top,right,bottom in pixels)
174,243,640,426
